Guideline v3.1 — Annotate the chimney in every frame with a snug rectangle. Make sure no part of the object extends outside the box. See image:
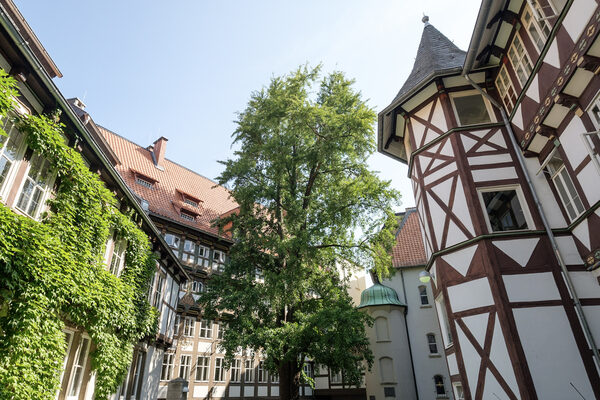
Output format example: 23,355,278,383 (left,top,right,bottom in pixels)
152,136,168,169
70,97,86,111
